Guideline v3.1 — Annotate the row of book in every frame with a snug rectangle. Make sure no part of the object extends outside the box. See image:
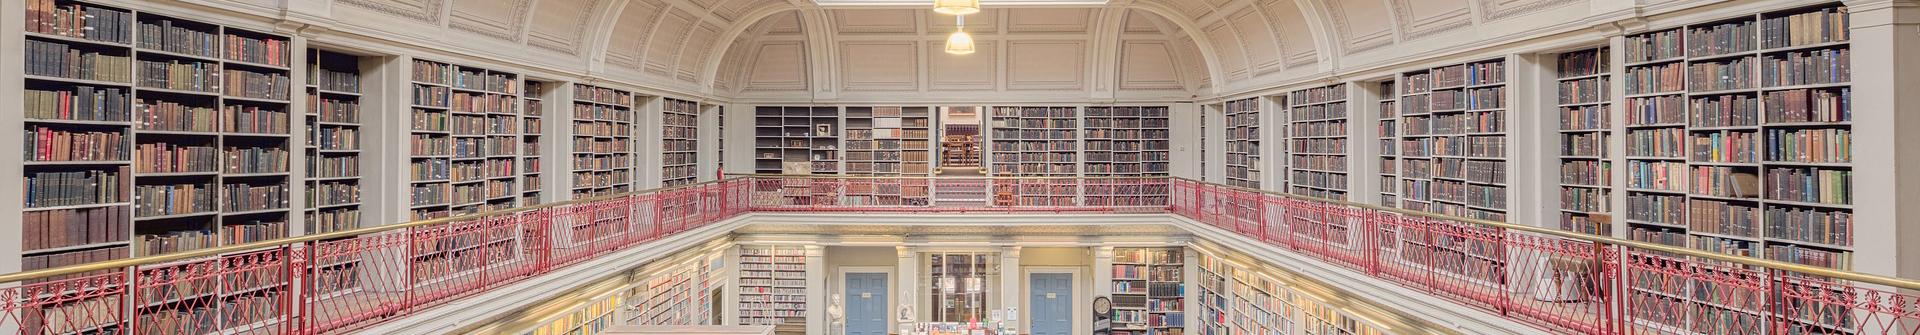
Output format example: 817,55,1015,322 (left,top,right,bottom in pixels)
312,126,359,150
28,127,127,162
131,99,213,132
1686,21,1756,57
310,155,359,178
25,86,130,122
137,59,218,92
22,206,129,252
26,169,126,208
26,40,132,82
1628,95,1686,126
223,106,289,134
222,33,290,67
224,146,288,174
137,18,217,57
223,220,285,244
1628,128,1685,157
309,182,360,207
223,69,292,100
135,142,215,173
220,183,287,212
1688,199,1759,237
312,97,359,123
1760,48,1850,87
26,0,133,44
